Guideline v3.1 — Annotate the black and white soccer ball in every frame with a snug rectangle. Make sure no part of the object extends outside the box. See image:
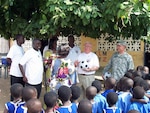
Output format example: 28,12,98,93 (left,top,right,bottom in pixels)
79,60,89,70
